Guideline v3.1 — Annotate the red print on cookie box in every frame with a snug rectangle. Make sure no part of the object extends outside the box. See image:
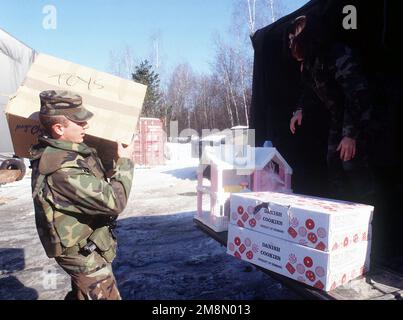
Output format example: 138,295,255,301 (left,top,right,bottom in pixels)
303,256,313,268
289,254,297,264
306,270,316,282
287,255,317,276
249,218,257,228
317,227,327,239
296,264,305,275
237,206,244,215
298,227,307,237
288,254,328,290
290,217,329,250
235,204,258,228
314,280,324,290
307,232,318,244
231,235,257,261
305,219,315,230
289,217,299,228
315,241,326,251
232,236,253,260
286,262,296,274
288,227,298,238
232,236,244,259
